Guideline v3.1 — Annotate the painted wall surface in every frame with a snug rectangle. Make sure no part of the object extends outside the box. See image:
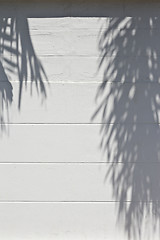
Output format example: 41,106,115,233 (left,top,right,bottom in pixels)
0,1,160,239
